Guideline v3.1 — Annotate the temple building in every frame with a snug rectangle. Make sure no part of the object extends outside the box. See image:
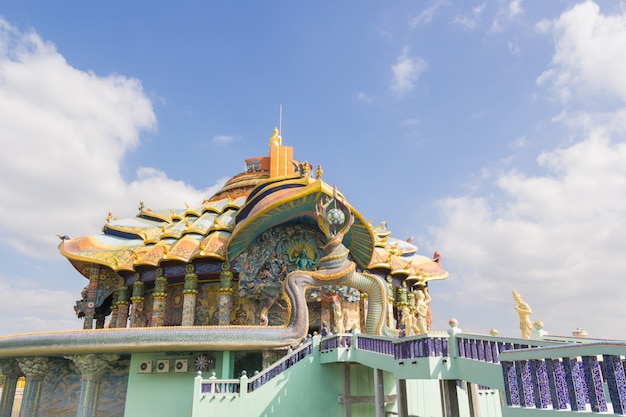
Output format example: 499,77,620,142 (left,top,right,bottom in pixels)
2,128,624,417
